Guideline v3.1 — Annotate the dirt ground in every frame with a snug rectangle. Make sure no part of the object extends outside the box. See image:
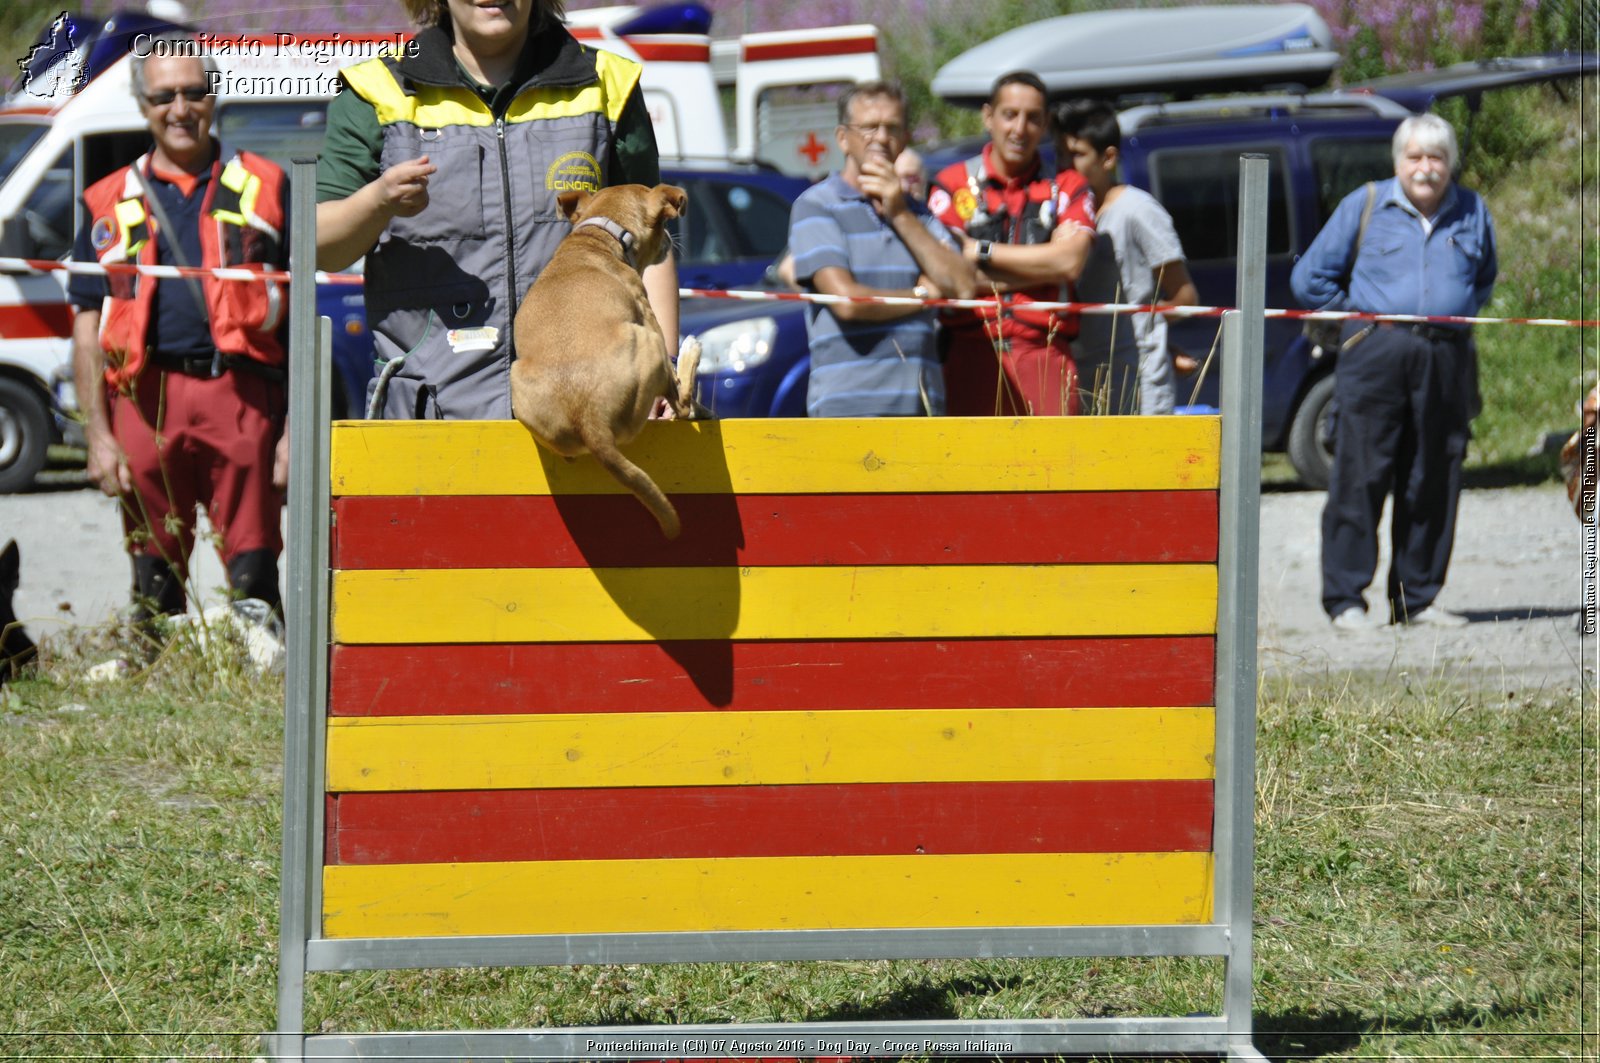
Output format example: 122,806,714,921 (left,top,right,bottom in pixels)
3,478,1593,689
1253,482,1591,691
